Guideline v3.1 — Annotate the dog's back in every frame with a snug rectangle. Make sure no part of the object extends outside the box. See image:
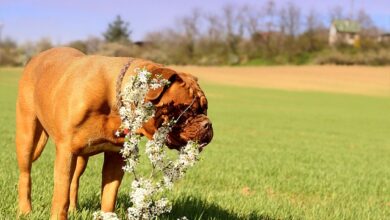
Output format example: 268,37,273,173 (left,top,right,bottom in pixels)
22,47,85,84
